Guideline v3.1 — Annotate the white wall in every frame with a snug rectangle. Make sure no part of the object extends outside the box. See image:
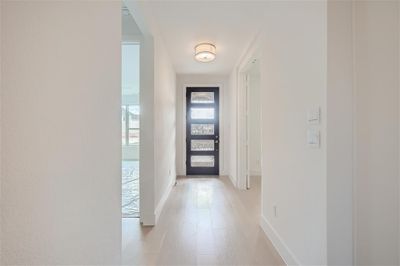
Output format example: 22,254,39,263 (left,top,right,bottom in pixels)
326,1,354,264
1,1,121,264
140,35,176,225
327,3,400,264
353,1,400,264
137,34,156,225
0,0,2,262
154,35,176,219
229,1,400,264
176,74,229,176
258,1,328,264
248,73,261,176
